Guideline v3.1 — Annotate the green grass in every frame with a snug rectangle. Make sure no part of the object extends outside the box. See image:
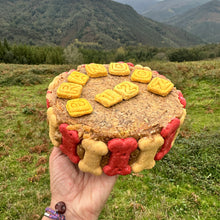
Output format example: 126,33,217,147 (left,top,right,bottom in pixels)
0,60,219,220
